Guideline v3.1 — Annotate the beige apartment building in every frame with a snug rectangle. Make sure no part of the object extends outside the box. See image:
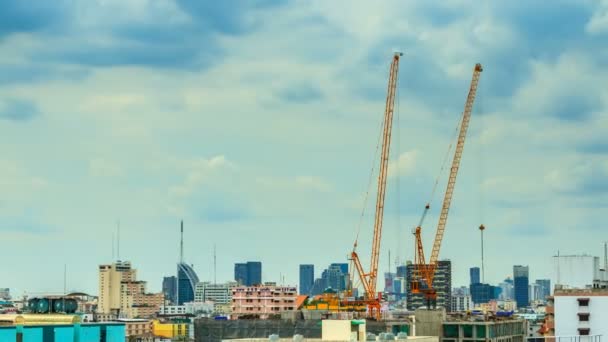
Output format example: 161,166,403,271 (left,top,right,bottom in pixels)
98,261,164,319
231,285,297,319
